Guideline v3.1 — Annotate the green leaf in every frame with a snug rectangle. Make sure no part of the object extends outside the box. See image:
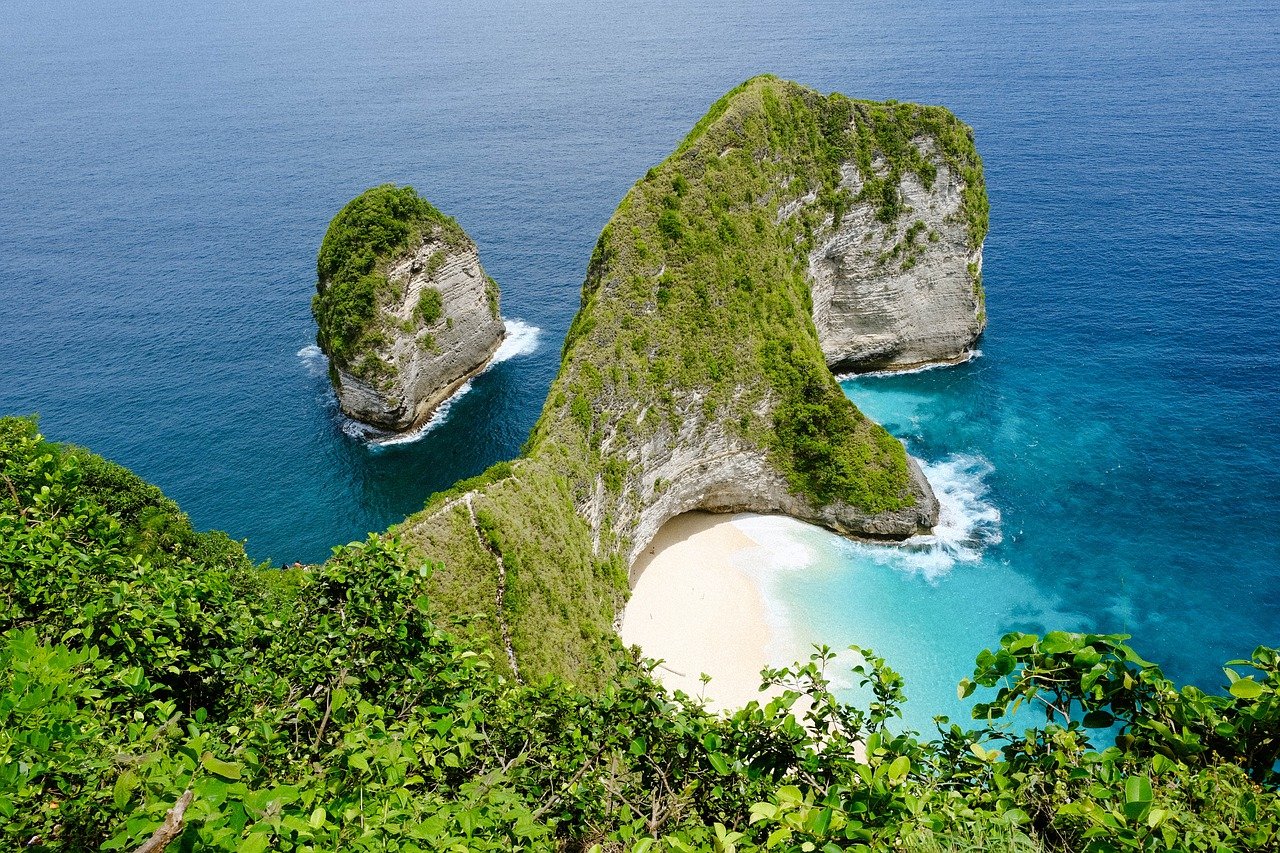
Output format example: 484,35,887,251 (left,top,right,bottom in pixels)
200,752,242,781
309,807,327,829
112,770,139,810
1082,710,1115,728
1040,632,1077,655
239,833,270,853
887,755,910,782
1123,776,1153,823
708,752,730,775
1229,678,1265,699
